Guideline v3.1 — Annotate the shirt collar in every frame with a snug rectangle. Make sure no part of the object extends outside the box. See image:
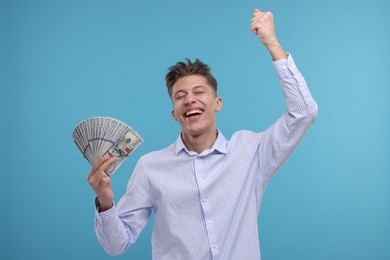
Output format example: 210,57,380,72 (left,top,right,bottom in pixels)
174,129,228,156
